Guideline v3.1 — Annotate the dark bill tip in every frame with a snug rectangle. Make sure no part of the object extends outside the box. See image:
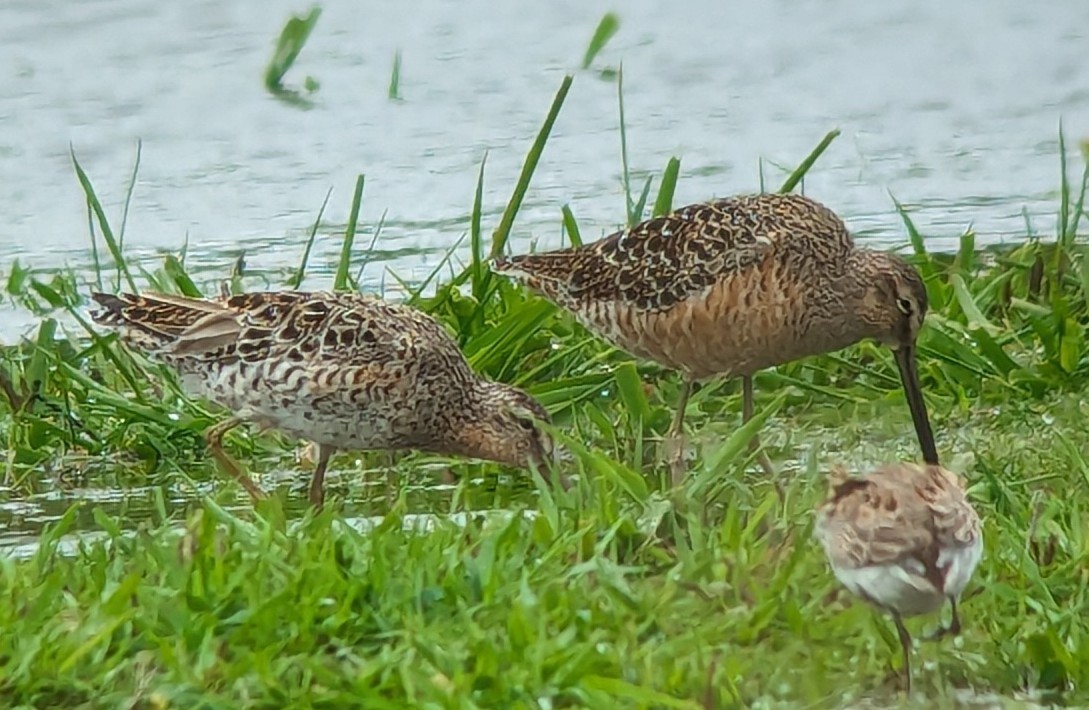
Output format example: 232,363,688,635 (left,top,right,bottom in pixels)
894,344,939,466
